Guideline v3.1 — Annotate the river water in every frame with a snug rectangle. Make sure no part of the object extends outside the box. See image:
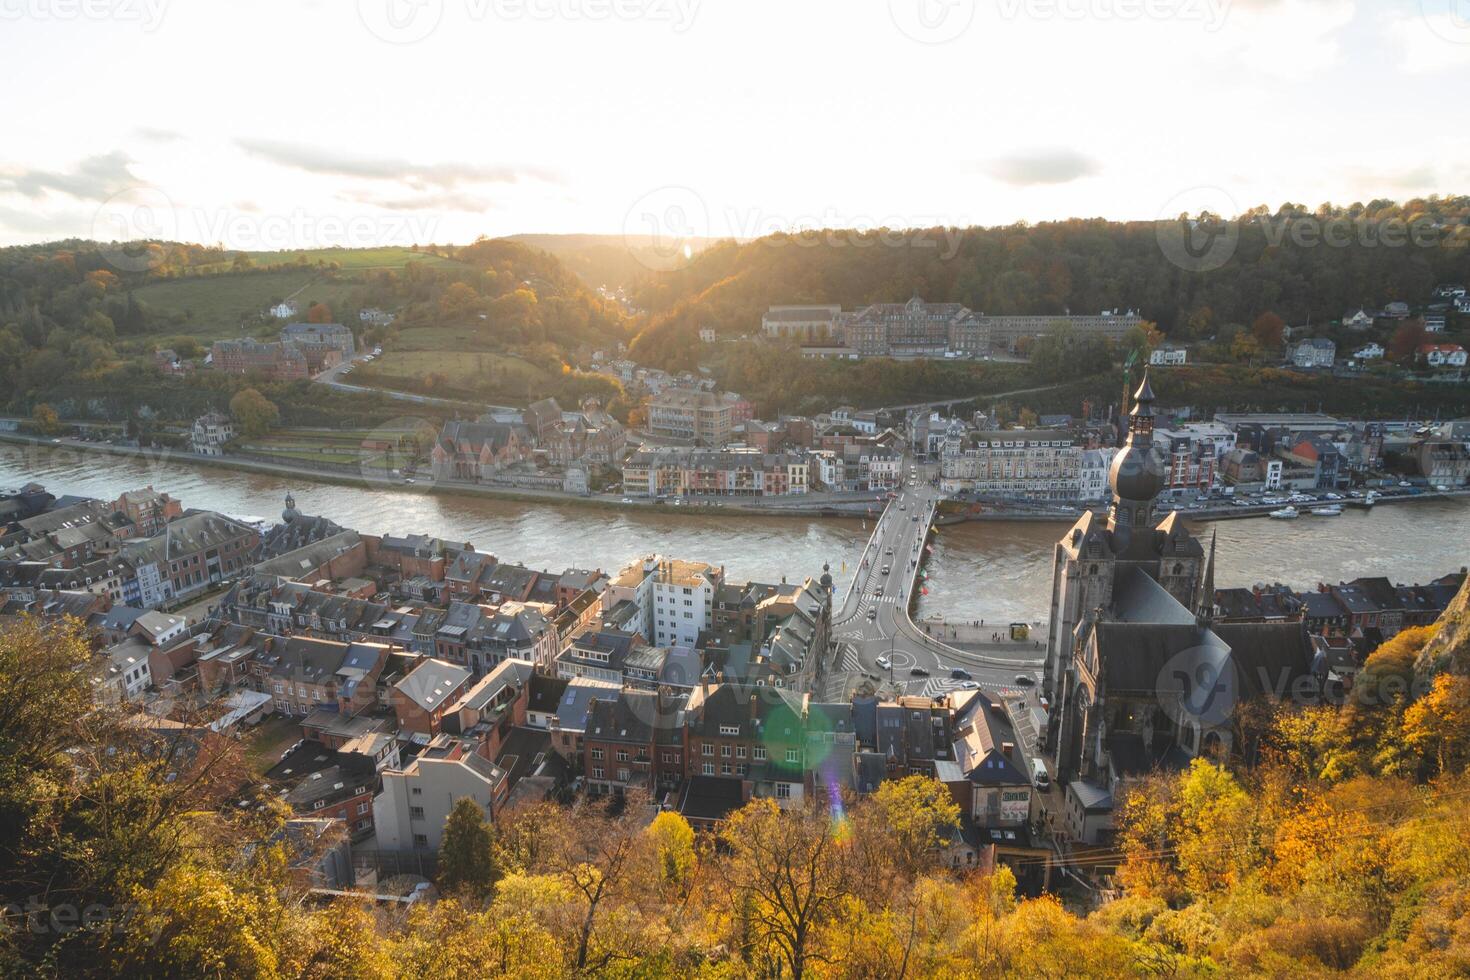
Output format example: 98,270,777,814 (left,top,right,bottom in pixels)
3,442,1467,625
